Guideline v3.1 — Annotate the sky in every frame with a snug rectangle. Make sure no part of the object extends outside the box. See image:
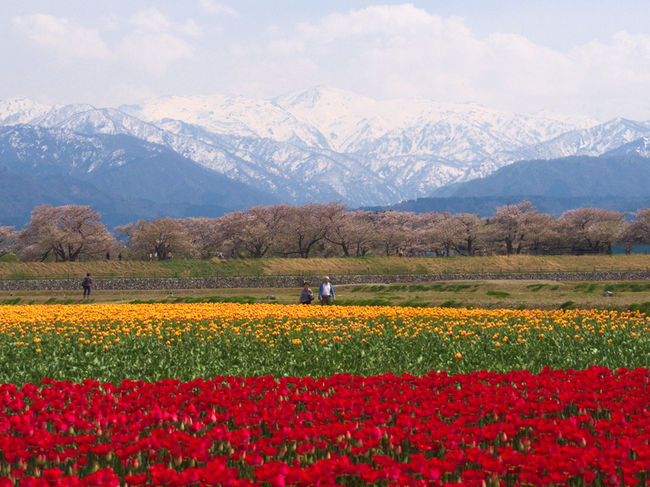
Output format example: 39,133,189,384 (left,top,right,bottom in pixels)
2,0,650,121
